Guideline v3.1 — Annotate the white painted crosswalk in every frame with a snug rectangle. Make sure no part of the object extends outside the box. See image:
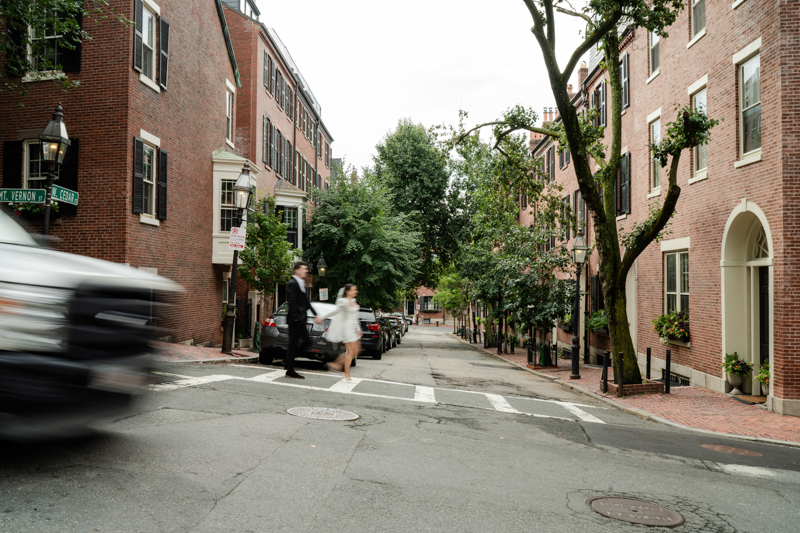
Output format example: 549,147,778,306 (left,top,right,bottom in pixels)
150,369,607,423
